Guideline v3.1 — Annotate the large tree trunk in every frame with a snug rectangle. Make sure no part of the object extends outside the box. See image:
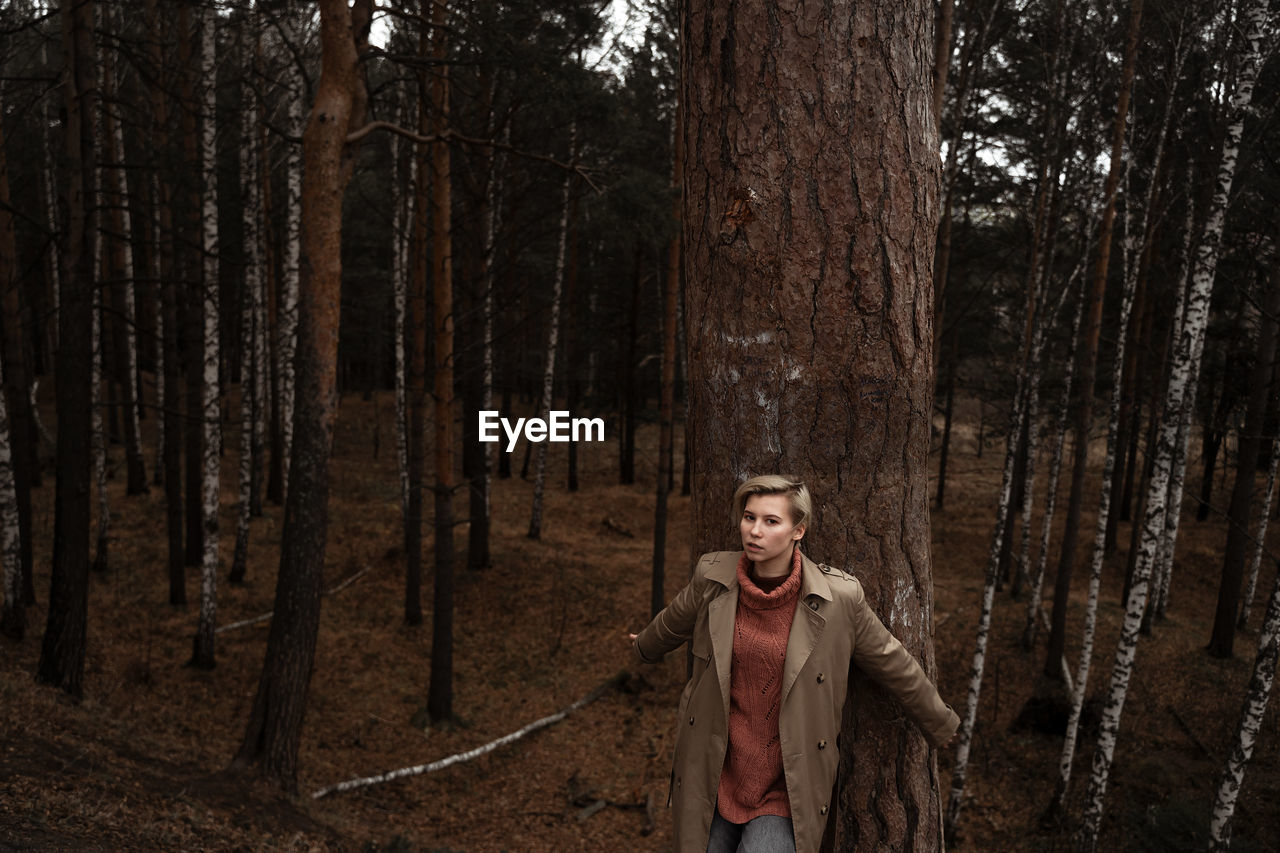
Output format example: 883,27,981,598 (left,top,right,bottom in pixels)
1044,0,1144,682
1209,253,1280,657
232,0,371,792
37,0,96,697
1078,4,1270,845
682,1,945,849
